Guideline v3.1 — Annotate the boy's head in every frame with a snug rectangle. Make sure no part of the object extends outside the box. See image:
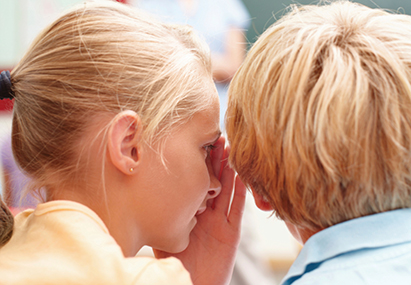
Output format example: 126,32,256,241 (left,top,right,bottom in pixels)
226,1,411,231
